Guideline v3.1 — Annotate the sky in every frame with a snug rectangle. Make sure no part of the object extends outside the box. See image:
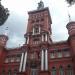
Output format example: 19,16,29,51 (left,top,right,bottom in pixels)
0,0,75,48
